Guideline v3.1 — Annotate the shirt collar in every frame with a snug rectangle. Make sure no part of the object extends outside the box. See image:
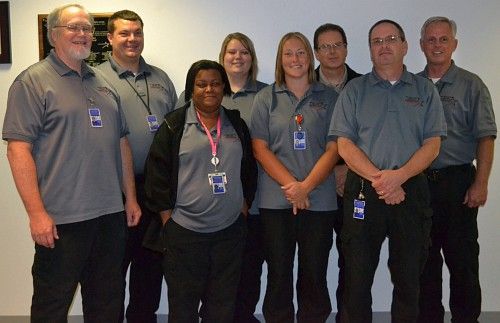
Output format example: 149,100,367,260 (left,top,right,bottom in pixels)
318,64,347,90
108,56,150,77
273,81,325,94
423,60,458,85
47,49,94,78
369,65,413,86
185,102,227,127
